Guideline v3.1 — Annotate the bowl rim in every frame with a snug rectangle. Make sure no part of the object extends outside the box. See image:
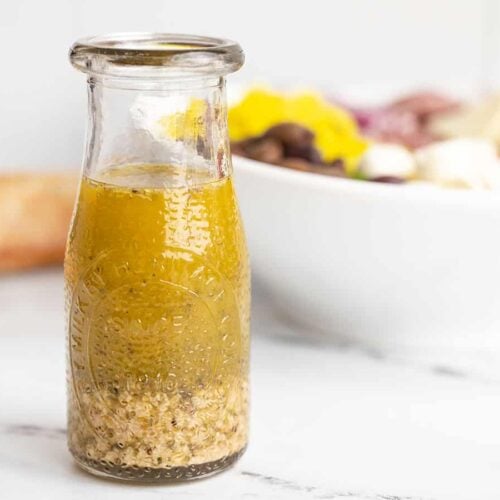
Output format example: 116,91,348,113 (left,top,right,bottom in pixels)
233,155,500,208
